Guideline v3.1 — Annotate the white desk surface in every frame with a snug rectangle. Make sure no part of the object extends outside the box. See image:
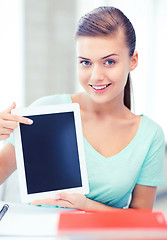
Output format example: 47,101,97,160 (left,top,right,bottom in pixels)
0,201,70,239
